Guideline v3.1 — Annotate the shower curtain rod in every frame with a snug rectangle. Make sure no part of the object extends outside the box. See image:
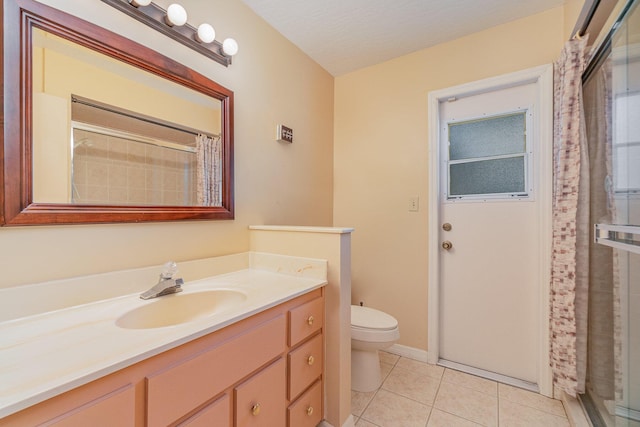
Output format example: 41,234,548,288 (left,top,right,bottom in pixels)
571,0,600,39
582,0,636,83
71,95,221,139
